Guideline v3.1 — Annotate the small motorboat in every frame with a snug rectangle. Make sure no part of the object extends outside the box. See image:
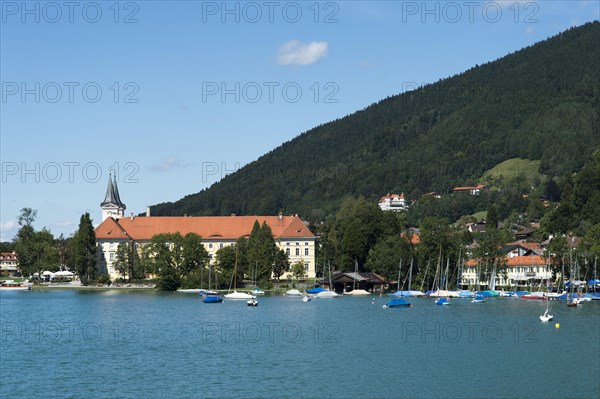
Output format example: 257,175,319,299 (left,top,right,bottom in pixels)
247,297,258,306
286,289,302,296
302,296,311,302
